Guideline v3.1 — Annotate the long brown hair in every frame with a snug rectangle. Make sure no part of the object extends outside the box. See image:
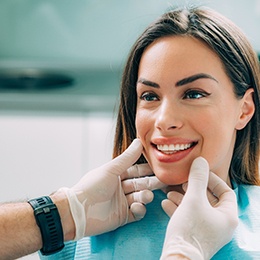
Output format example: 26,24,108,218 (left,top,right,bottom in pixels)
113,7,260,185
